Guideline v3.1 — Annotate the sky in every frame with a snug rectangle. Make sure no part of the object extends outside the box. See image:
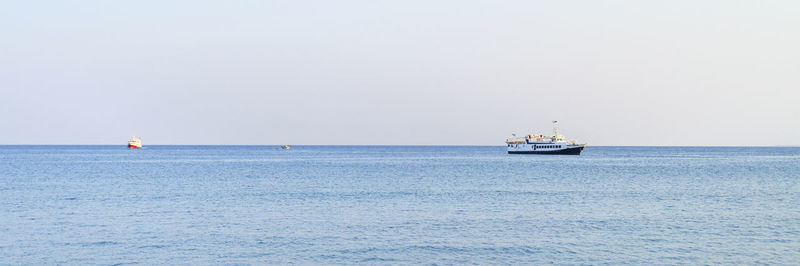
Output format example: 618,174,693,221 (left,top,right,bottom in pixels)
1,1,798,145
